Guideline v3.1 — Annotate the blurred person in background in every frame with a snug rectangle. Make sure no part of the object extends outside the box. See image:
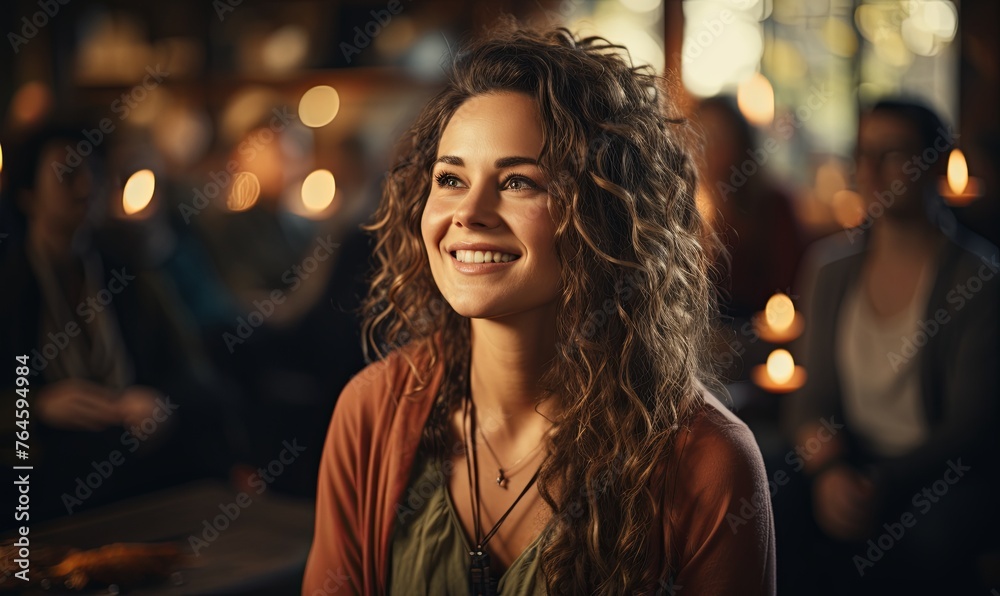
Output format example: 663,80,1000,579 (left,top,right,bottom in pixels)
0,124,239,526
780,99,1000,595
695,95,805,322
